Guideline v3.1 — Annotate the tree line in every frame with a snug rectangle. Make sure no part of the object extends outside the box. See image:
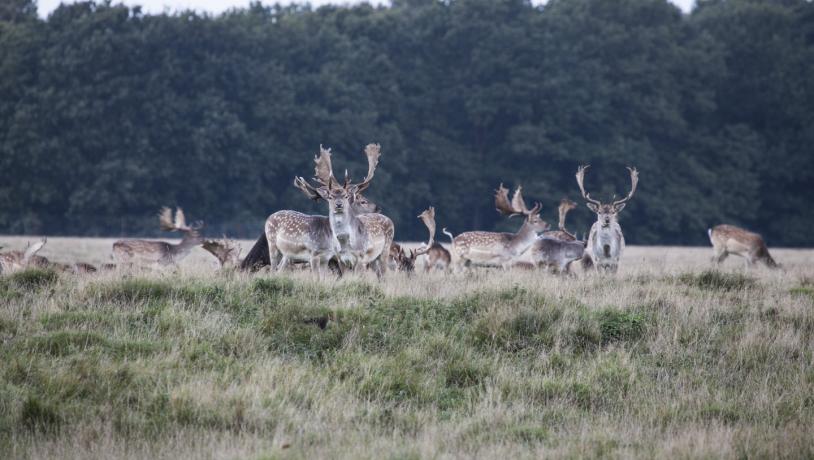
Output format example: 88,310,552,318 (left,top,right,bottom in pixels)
1,0,812,245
